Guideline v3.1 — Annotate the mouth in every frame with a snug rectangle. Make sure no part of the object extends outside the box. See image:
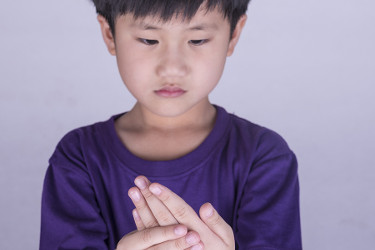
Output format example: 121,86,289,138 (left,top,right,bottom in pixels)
154,86,186,98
